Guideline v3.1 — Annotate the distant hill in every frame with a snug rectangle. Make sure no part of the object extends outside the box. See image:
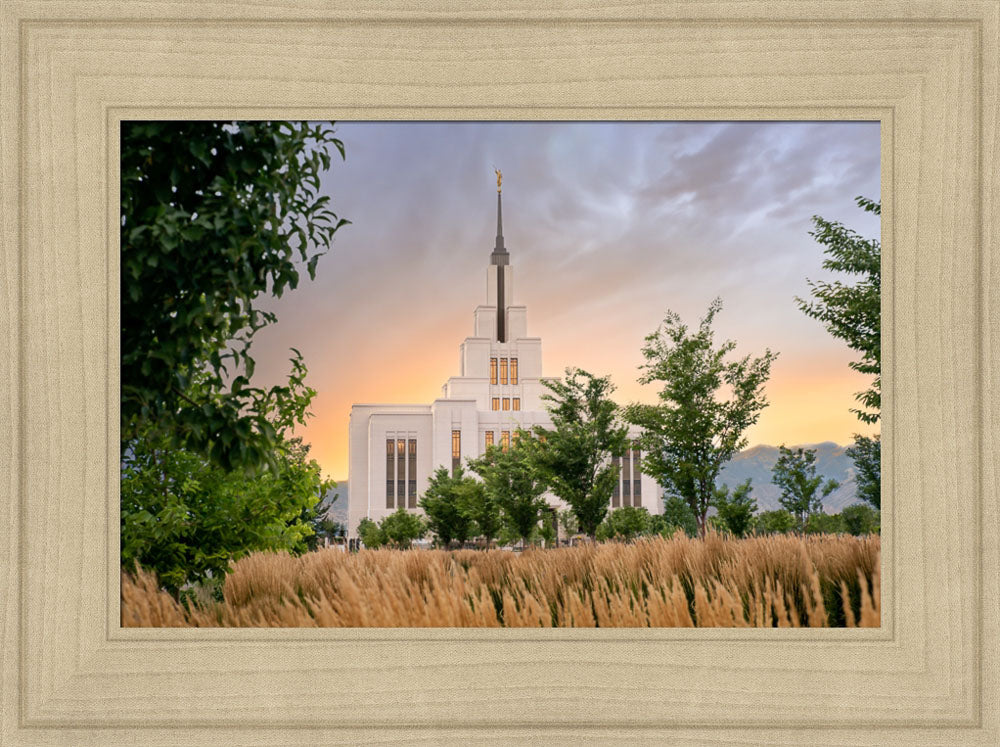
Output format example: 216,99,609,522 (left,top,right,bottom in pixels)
714,442,859,513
